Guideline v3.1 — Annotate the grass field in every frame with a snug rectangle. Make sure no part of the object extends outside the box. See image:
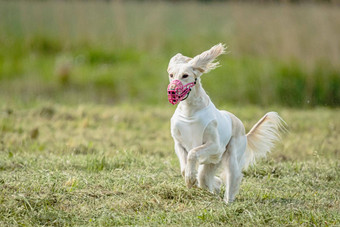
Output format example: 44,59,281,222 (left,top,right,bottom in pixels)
0,102,339,225
0,0,339,226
